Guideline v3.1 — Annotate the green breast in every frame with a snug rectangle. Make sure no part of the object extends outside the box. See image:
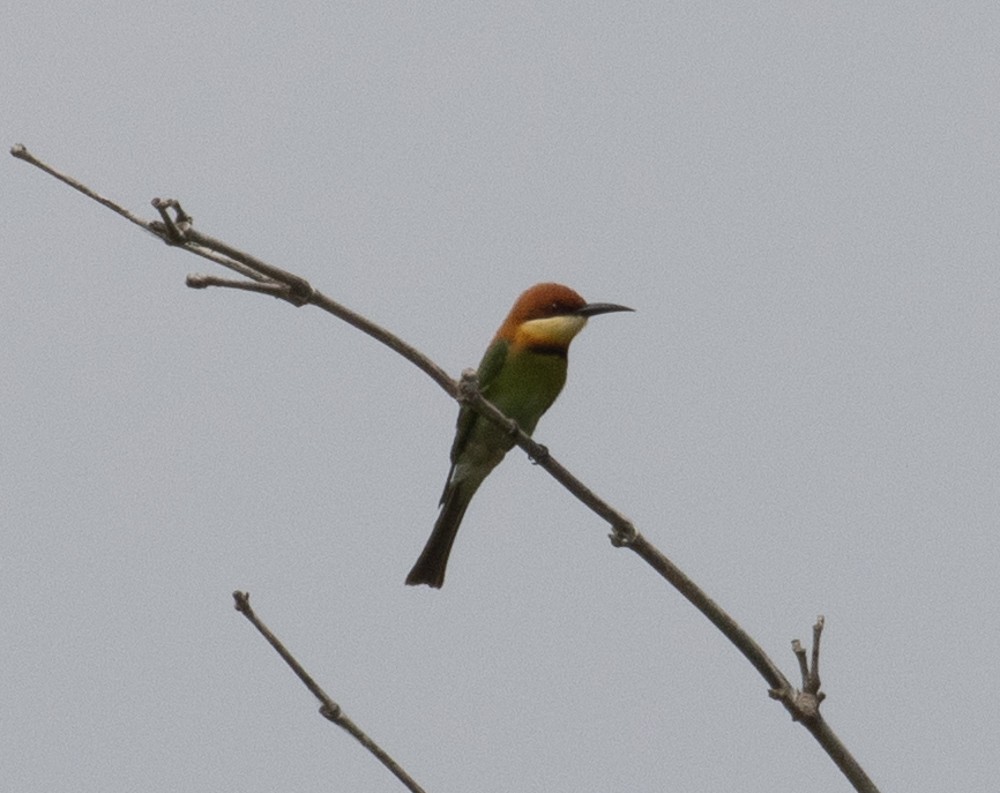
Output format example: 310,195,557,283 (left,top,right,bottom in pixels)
483,346,568,436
